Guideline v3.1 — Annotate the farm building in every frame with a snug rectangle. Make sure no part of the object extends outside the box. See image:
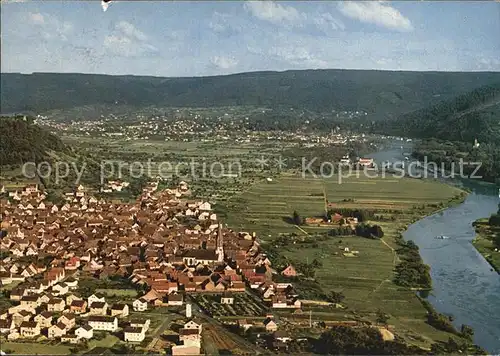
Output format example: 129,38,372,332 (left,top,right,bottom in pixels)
280,265,297,277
